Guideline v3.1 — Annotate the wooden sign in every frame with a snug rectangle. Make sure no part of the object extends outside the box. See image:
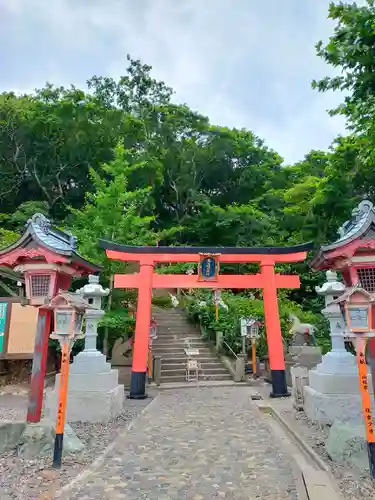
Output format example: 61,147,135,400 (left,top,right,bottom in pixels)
198,254,220,282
